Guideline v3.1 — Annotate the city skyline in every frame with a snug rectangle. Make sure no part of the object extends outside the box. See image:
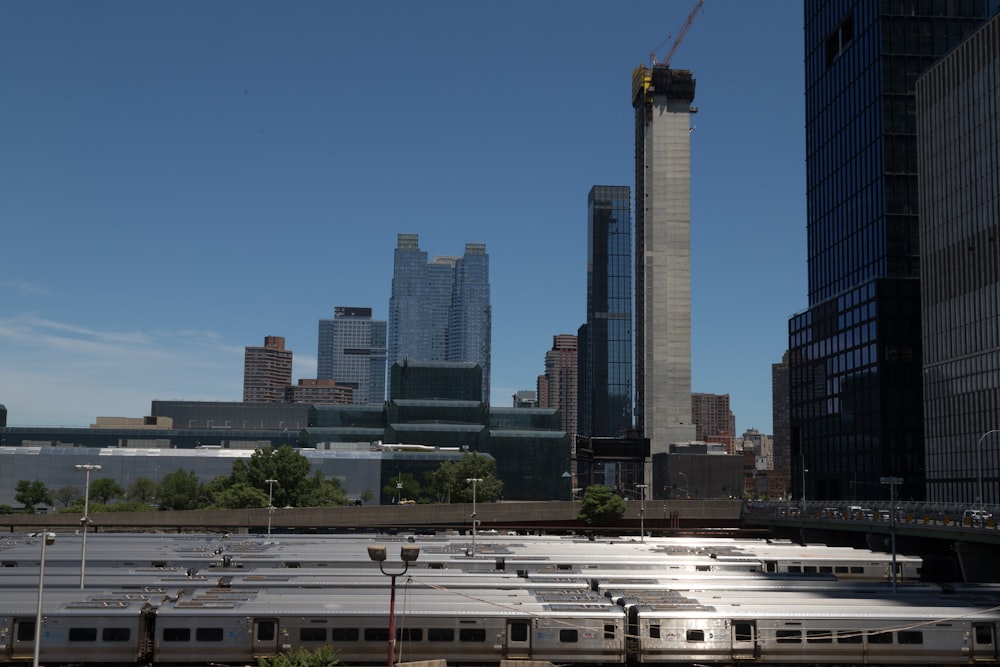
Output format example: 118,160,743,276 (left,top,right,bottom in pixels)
0,2,805,432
